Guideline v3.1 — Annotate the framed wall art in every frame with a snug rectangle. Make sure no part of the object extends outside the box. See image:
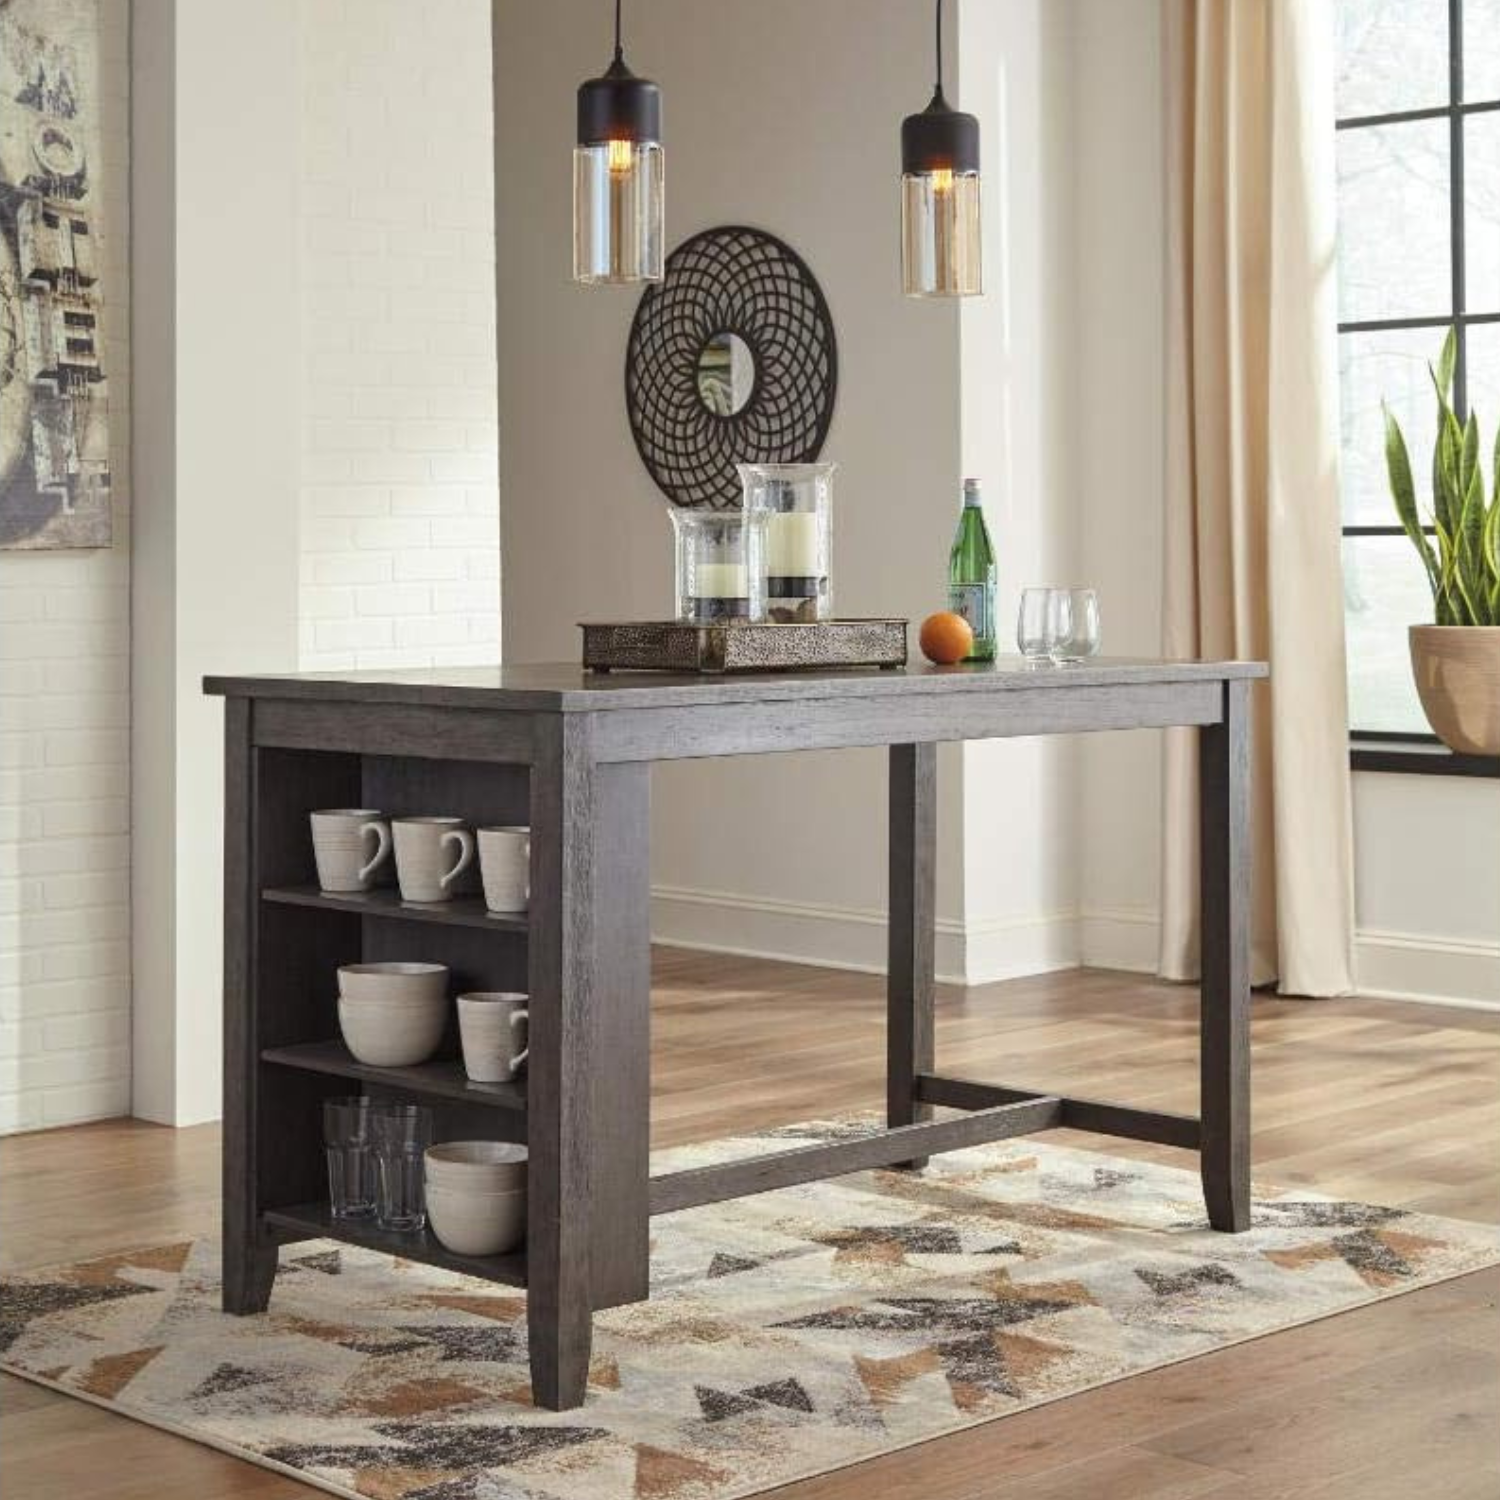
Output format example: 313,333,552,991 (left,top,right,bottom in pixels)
1,0,112,550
